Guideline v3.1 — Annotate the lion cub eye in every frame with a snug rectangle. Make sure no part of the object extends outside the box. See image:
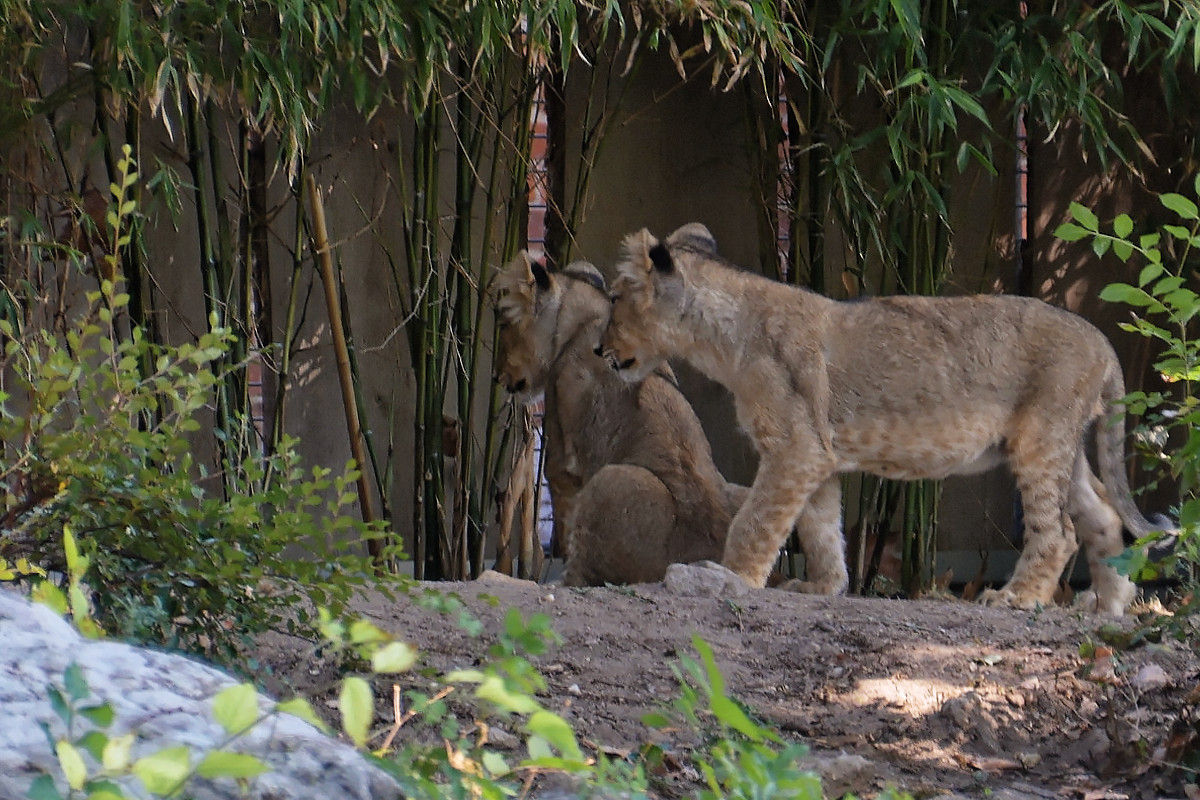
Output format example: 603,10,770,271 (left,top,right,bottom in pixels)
609,293,620,305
